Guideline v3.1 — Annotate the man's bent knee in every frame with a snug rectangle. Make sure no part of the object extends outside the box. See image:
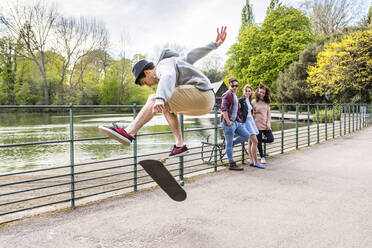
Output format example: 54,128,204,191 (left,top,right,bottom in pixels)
145,94,156,105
